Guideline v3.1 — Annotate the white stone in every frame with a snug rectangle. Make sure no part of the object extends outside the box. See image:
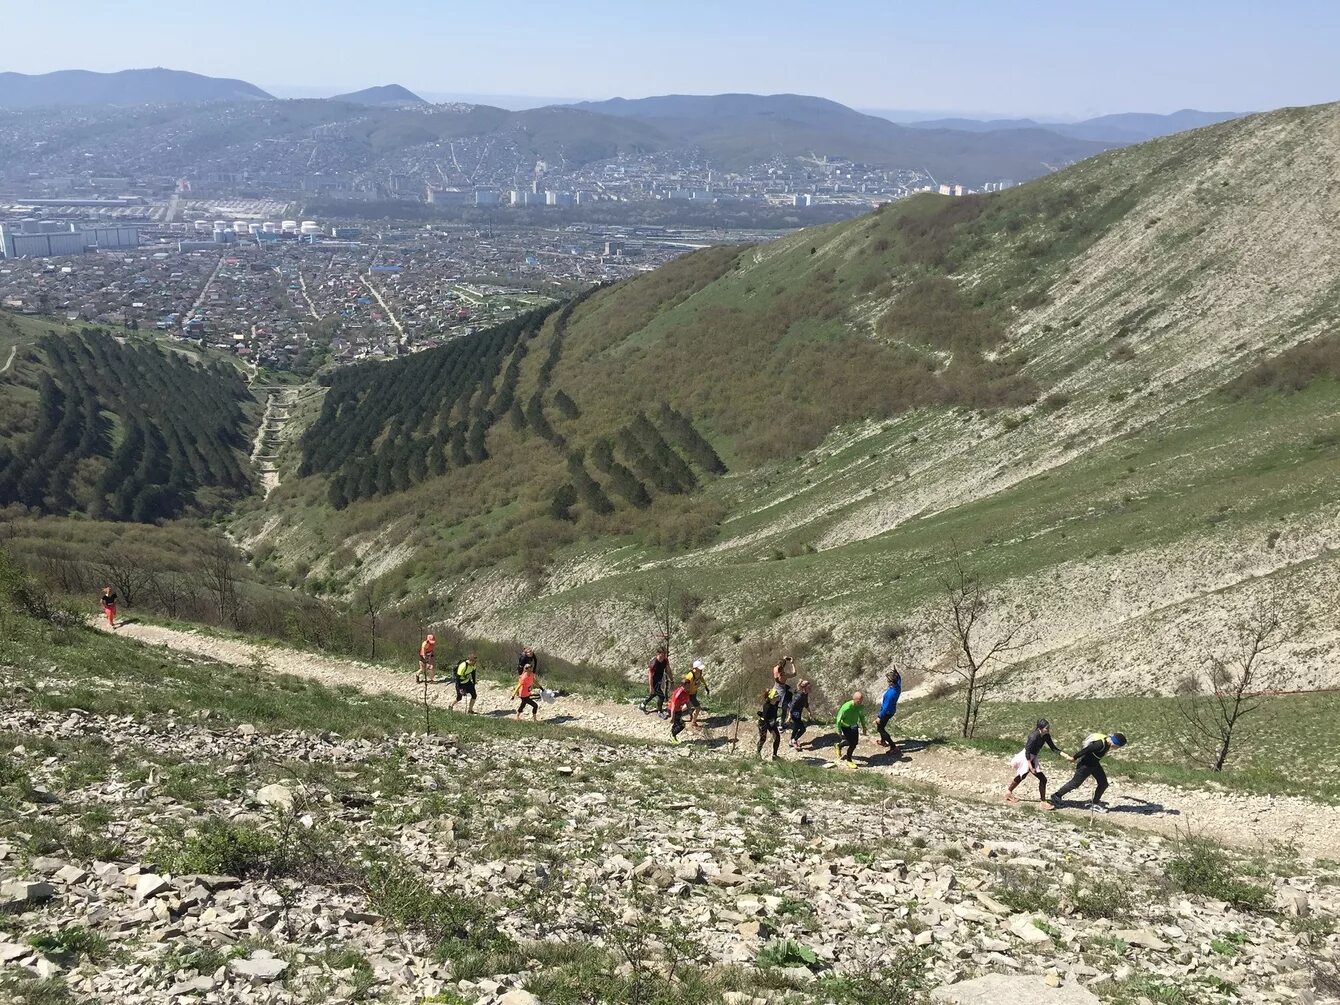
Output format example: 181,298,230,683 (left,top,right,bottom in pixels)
256,783,295,812
931,973,1101,1004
